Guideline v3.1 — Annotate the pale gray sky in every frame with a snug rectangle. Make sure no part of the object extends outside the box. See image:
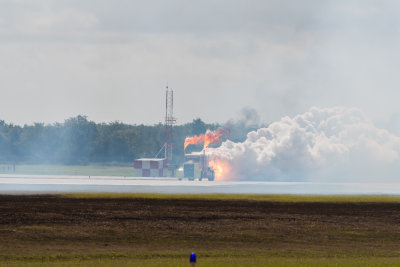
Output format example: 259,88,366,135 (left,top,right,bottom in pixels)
0,0,400,129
